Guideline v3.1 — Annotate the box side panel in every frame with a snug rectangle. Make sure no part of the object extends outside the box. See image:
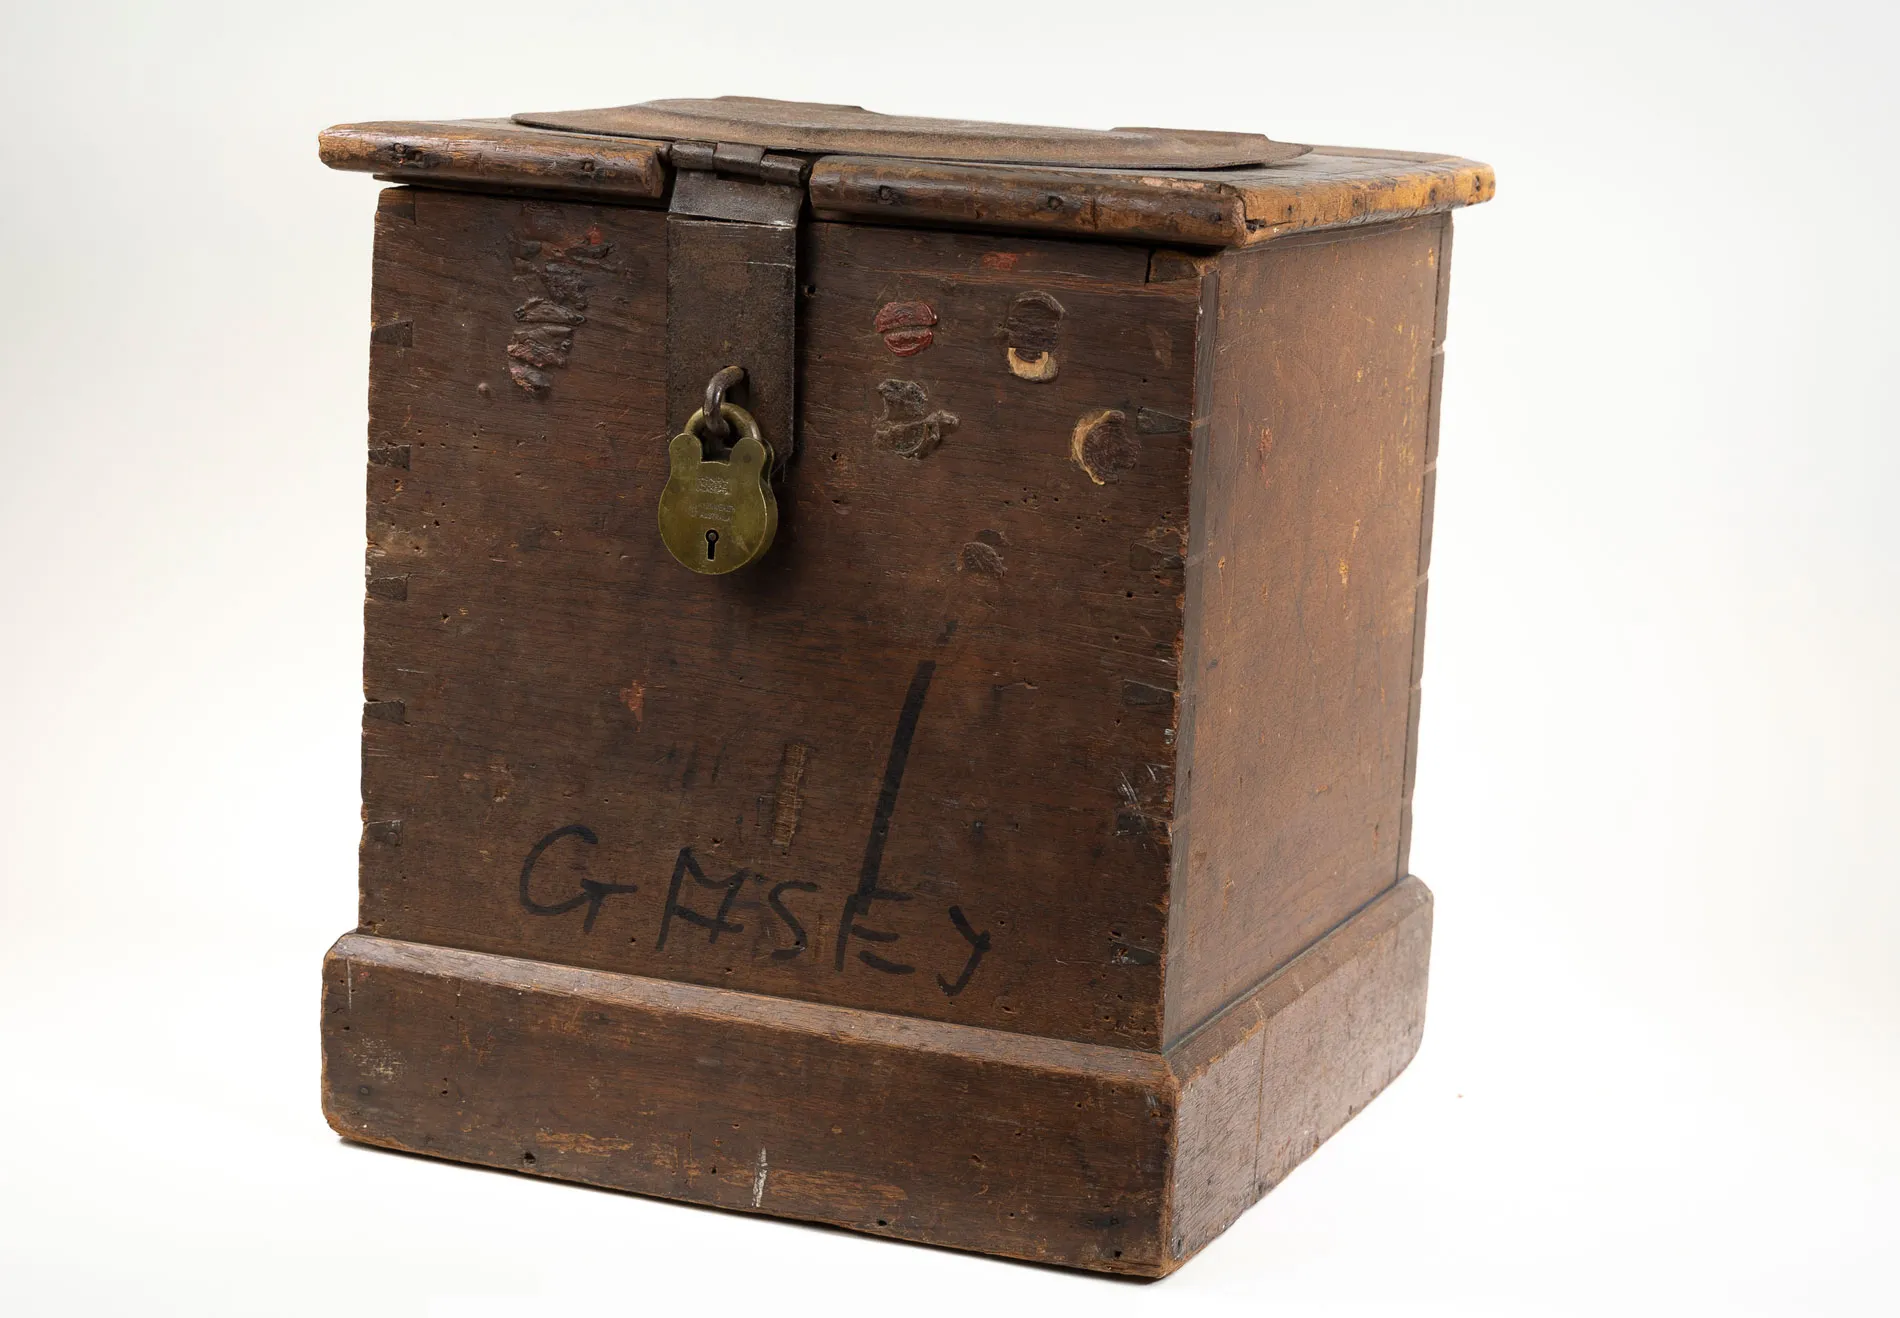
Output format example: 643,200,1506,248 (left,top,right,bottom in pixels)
1164,217,1446,1042
359,188,1200,1049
